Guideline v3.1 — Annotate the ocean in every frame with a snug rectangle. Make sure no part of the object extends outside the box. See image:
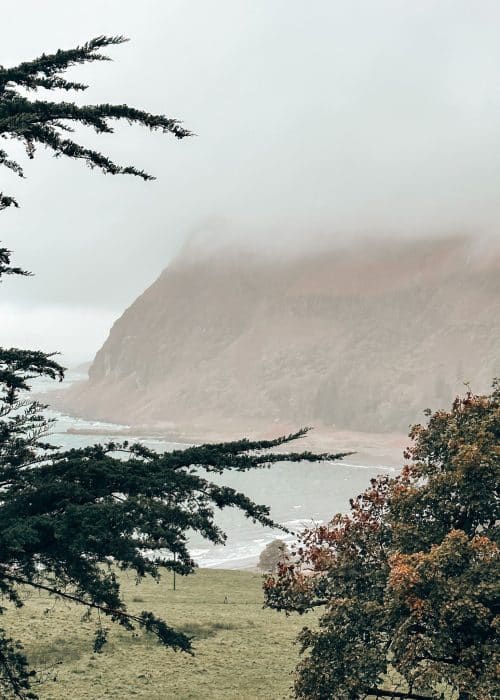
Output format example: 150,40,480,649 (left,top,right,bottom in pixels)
37,373,399,569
